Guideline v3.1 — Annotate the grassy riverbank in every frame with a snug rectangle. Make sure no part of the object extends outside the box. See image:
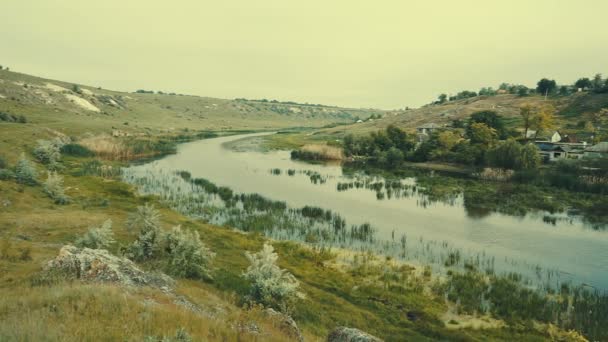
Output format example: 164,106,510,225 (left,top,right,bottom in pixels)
0,68,602,340
4,130,597,340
